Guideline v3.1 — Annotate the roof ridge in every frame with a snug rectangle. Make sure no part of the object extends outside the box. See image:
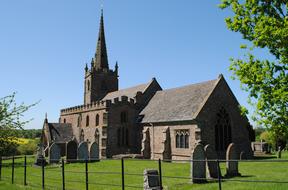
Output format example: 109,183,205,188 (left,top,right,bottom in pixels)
158,78,218,93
